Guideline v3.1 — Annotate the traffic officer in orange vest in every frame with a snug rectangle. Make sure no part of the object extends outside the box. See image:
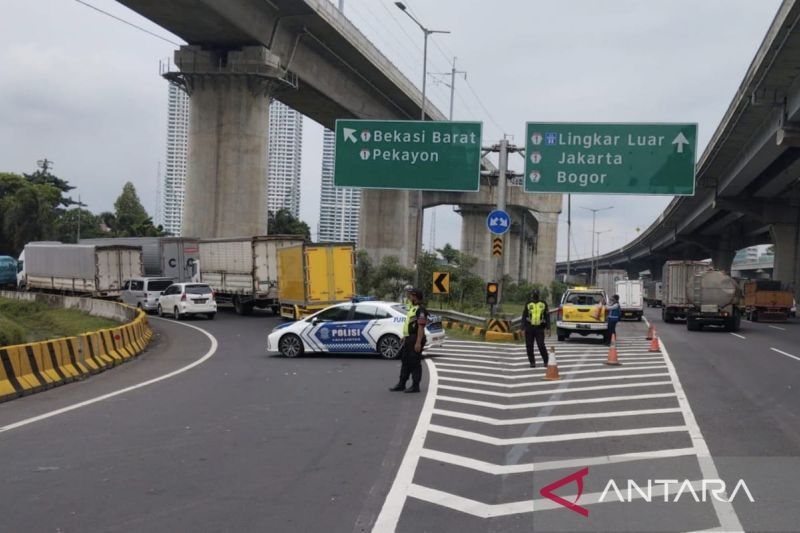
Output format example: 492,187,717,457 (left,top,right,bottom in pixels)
390,288,429,393
522,289,550,368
